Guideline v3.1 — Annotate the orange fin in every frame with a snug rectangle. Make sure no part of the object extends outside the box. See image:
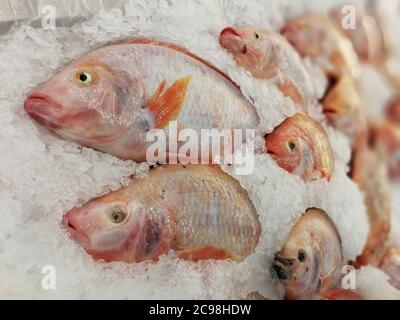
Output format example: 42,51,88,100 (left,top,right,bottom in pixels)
176,247,234,261
148,76,192,129
278,76,304,108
